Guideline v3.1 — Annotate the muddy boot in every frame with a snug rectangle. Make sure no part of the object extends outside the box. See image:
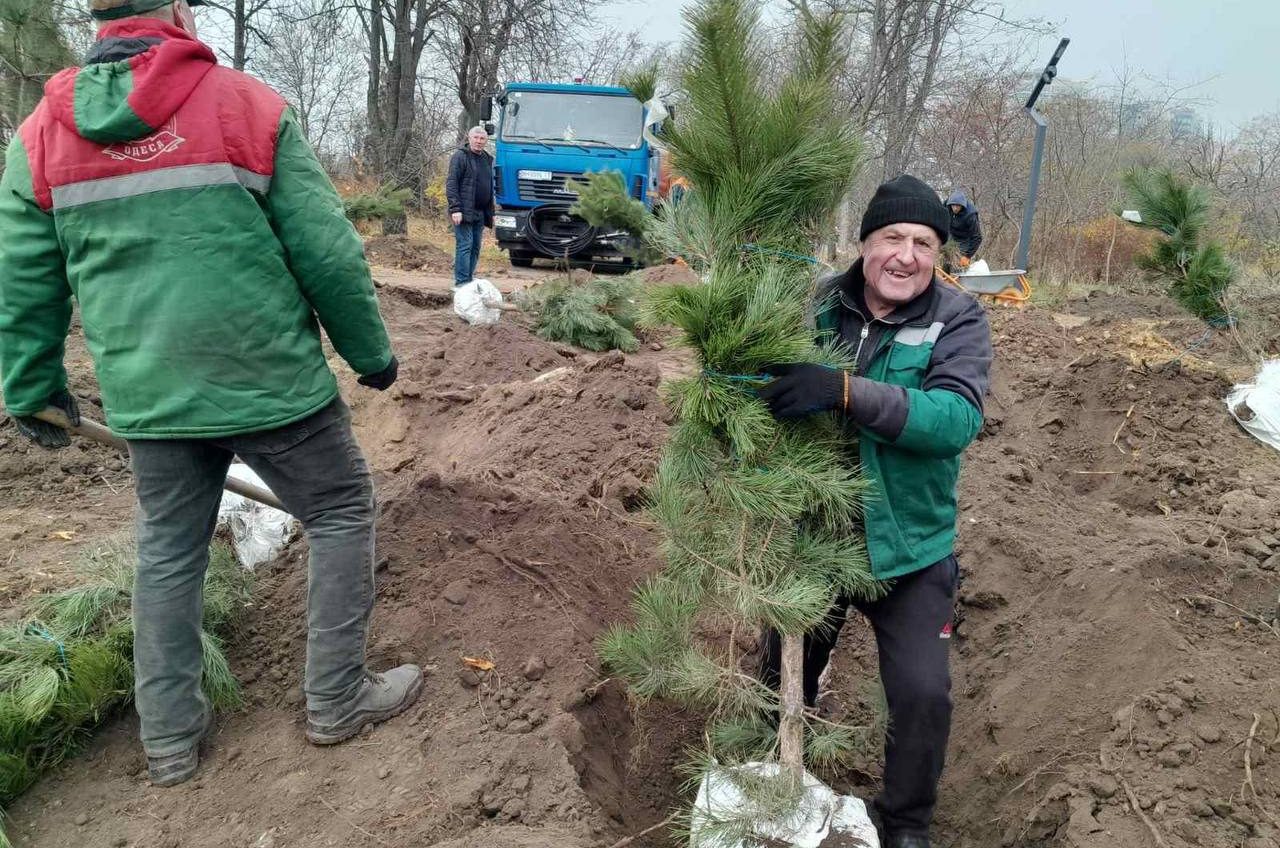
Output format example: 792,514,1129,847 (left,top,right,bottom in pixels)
305,665,423,745
147,709,212,787
886,834,930,848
